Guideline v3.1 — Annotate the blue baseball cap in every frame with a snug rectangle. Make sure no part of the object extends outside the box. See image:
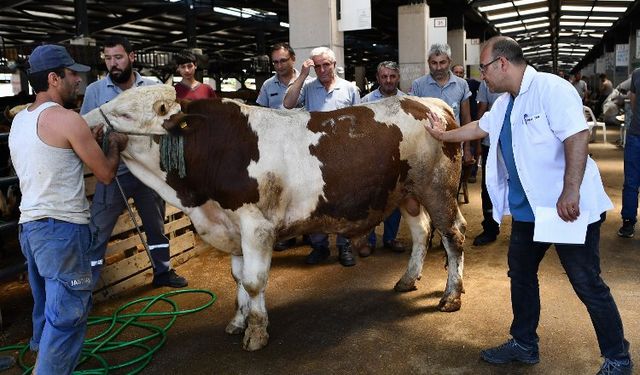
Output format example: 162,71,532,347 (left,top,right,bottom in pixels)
28,44,91,74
